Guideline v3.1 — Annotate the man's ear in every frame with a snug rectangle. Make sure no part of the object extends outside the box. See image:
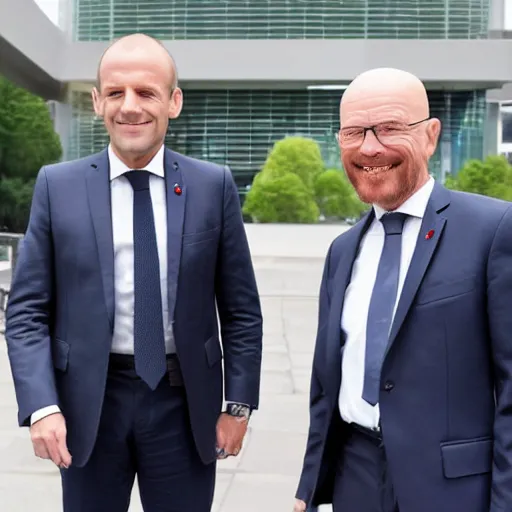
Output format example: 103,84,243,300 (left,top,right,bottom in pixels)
91,87,104,117
168,88,183,119
425,117,441,159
